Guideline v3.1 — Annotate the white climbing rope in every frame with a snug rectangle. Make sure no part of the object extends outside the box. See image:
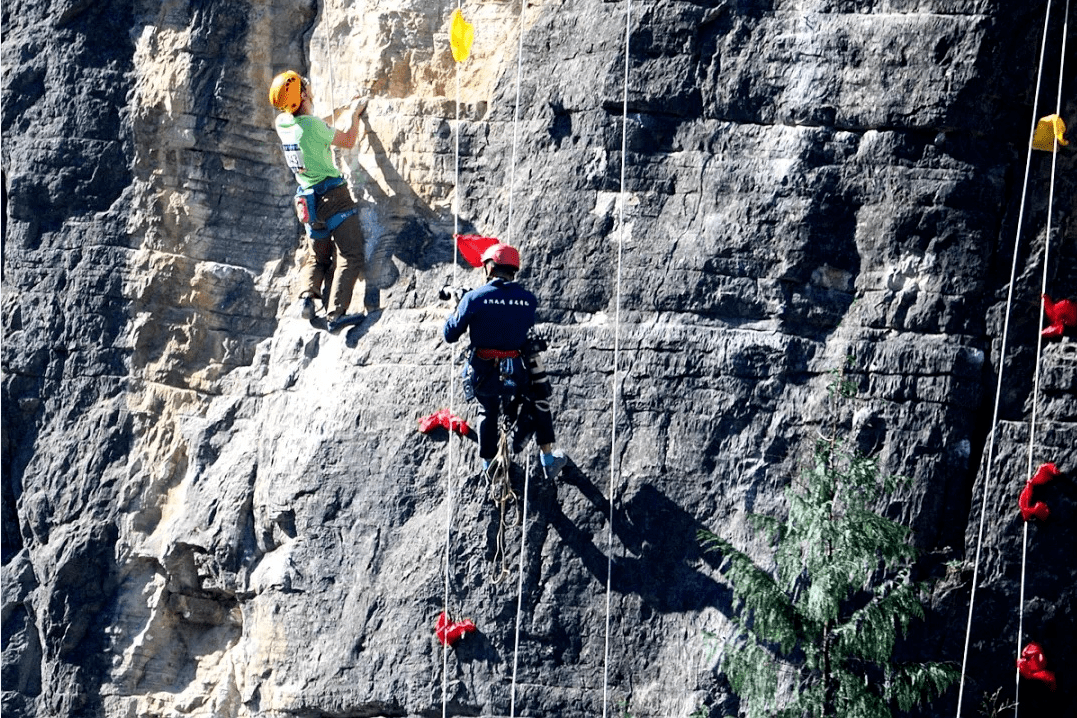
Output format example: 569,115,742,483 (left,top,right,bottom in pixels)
505,0,528,247
442,6,465,718
509,456,534,717
326,34,341,172
1015,2,1068,714
954,1,1061,714
502,1,540,713
603,2,632,716
437,1,541,711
